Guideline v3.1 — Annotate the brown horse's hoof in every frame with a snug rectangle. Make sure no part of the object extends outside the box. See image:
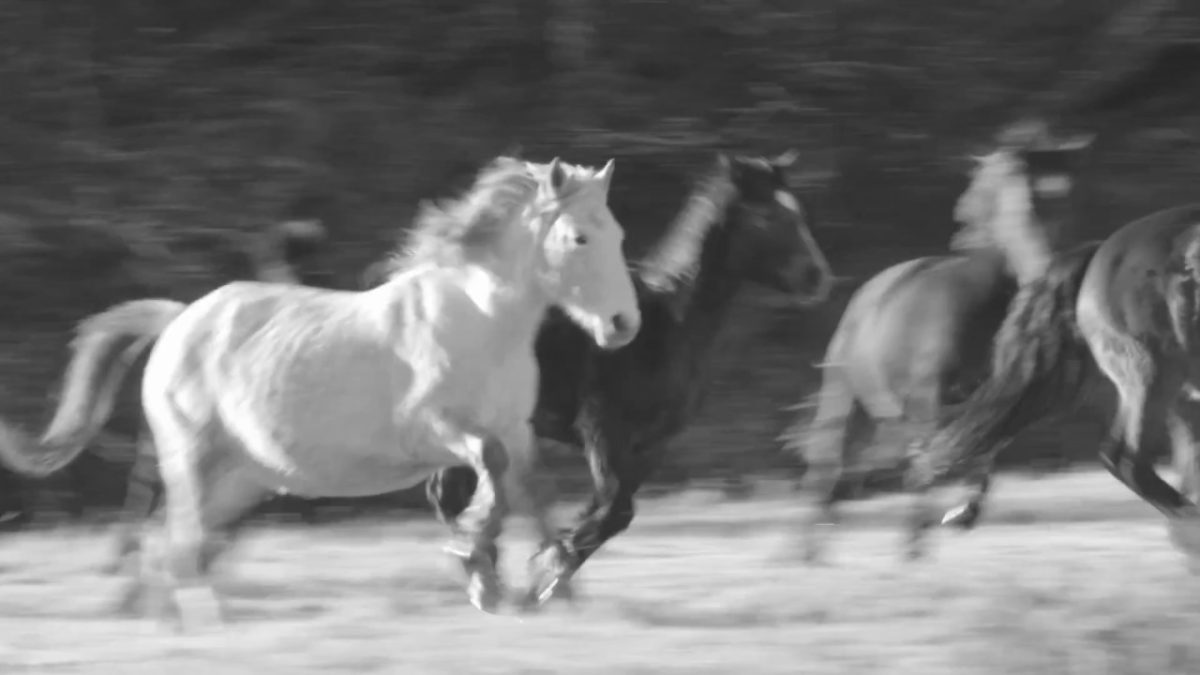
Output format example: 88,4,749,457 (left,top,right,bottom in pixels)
941,502,982,530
